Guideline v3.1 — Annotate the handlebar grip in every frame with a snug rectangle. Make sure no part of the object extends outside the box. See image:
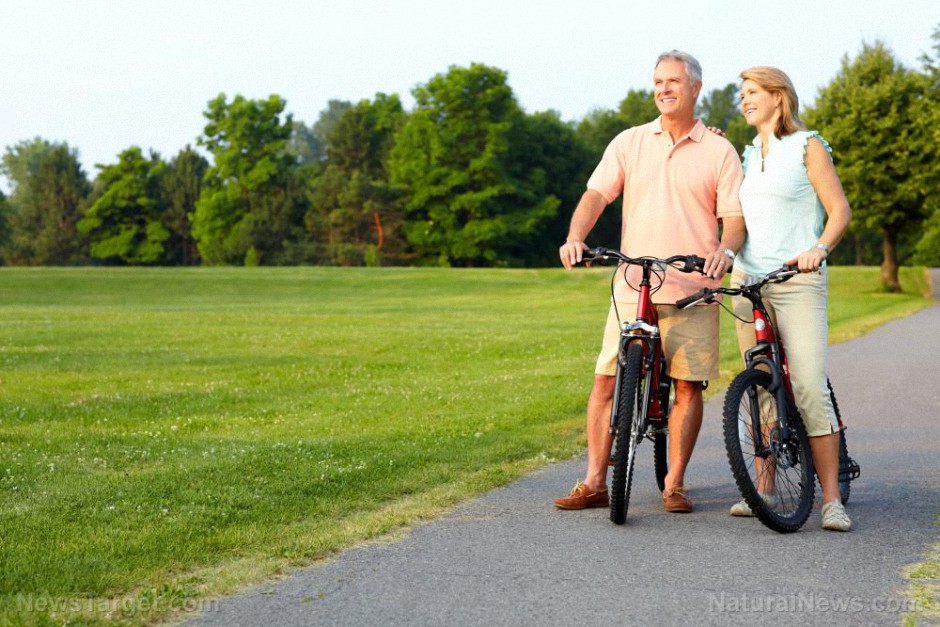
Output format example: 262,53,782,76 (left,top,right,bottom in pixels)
687,255,707,273
675,288,709,309
572,247,597,266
